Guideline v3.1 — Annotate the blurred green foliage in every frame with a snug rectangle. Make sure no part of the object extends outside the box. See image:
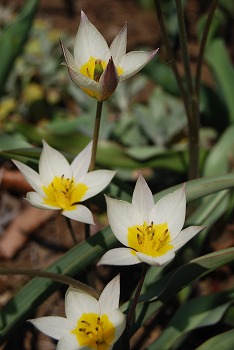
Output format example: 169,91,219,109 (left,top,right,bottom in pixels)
0,0,39,95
